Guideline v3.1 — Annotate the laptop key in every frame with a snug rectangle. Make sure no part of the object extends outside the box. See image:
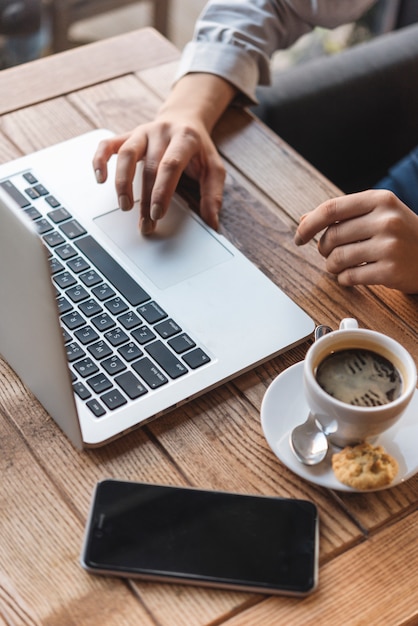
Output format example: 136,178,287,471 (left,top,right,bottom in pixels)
91,312,115,331
154,318,181,339
131,325,156,345
0,180,30,207
79,299,103,317
54,271,77,289
66,342,86,362
105,297,128,315
23,172,37,184
62,328,72,344
73,357,99,378
145,340,188,379
137,301,167,324
104,327,129,347
101,389,127,410
57,296,73,315
55,243,77,260
115,371,148,399
61,310,86,330
88,340,113,360
168,333,196,354
36,218,53,235
24,206,42,221
67,256,90,273
117,310,141,330
79,269,102,287
86,398,106,417
43,231,66,247
92,282,116,301
60,219,86,239
45,195,61,209
86,373,112,394
73,381,91,400
74,325,99,344
49,257,65,275
75,235,151,306
117,341,143,362
183,348,211,369
48,207,71,223
132,357,168,389
25,187,41,200
66,284,89,303
102,355,126,376
33,184,48,196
